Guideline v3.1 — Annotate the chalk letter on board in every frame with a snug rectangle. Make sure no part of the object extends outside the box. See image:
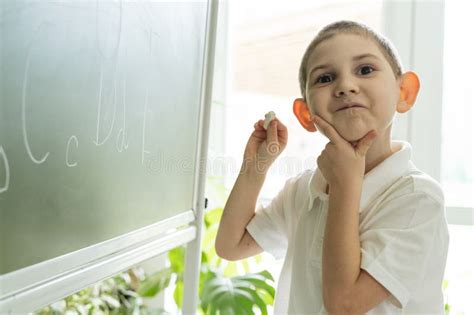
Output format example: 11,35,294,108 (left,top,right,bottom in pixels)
94,64,118,146
141,105,152,165
66,136,79,167
116,77,129,153
0,145,10,194
22,43,50,164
